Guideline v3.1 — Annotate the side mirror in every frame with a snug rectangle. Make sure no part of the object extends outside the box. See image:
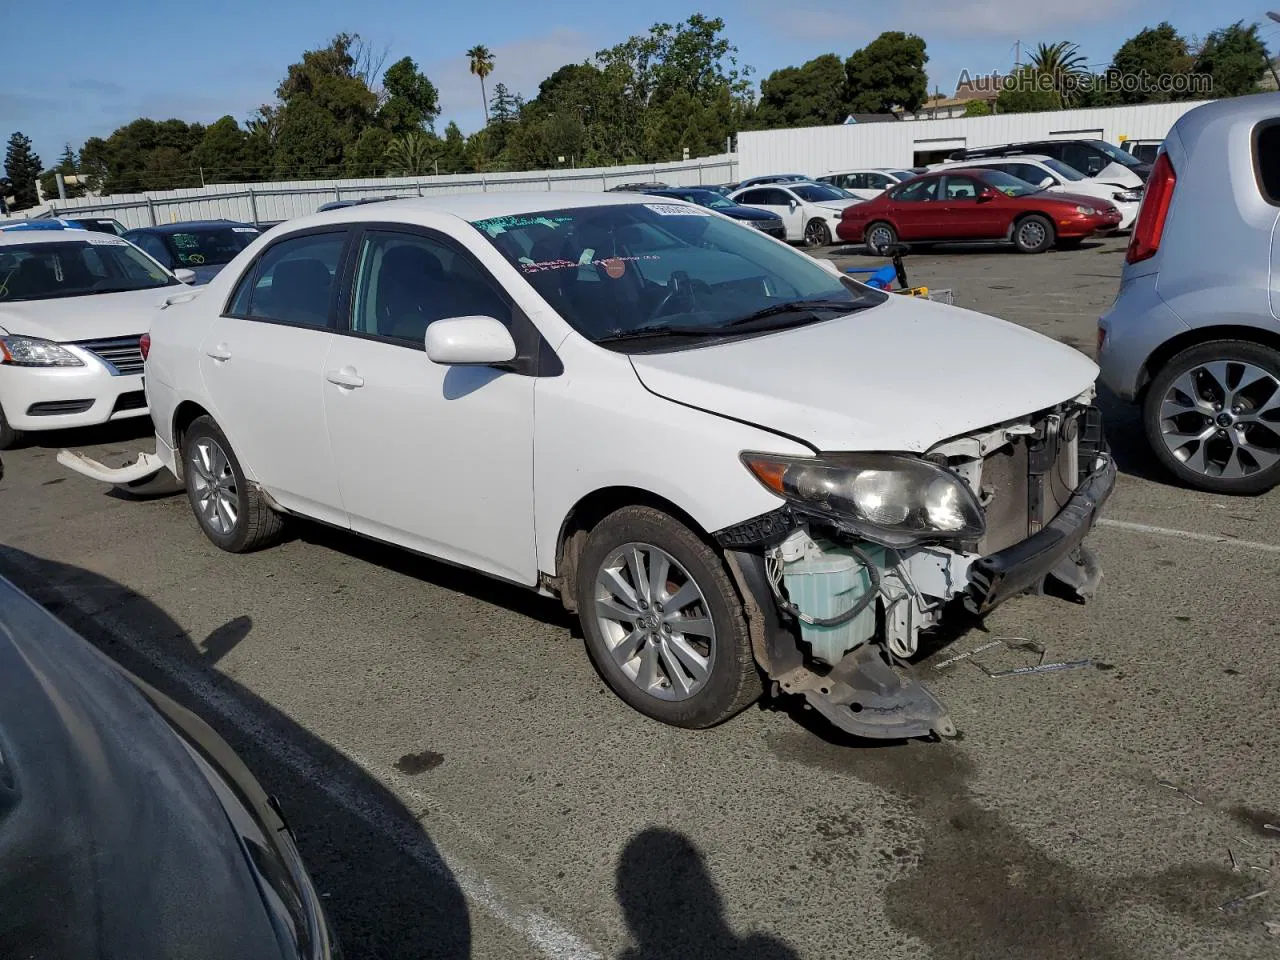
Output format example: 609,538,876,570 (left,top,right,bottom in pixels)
976,189,998,203
1038,176,1055,188
788,199,798,211
424,315,517,366
173,268,197,284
